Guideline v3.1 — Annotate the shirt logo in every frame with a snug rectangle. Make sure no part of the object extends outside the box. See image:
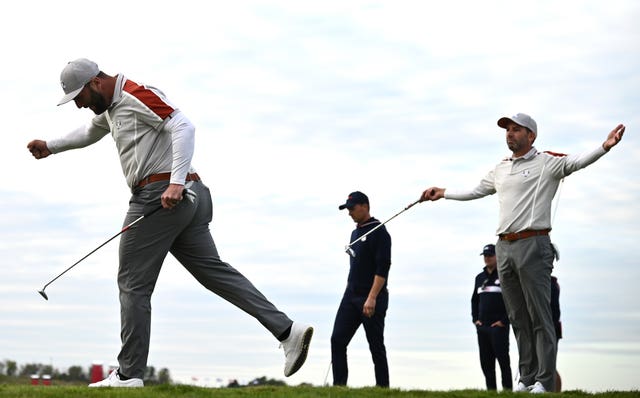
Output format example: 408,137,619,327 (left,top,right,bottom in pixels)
521,170,530,177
